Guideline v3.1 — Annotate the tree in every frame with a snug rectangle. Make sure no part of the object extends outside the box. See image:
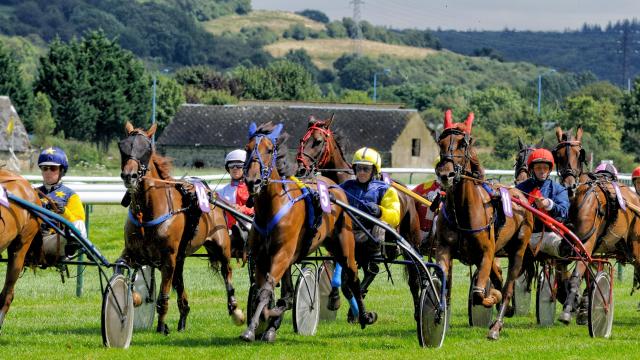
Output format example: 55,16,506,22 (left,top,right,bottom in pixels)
235,60,320,100
337,56,377,90
0,41,33,130
31,92,55,147
285,49,319,81
154,75,185,135
621,77,640,160
35,31,150,150
296,9,330,24
562,95,623,151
